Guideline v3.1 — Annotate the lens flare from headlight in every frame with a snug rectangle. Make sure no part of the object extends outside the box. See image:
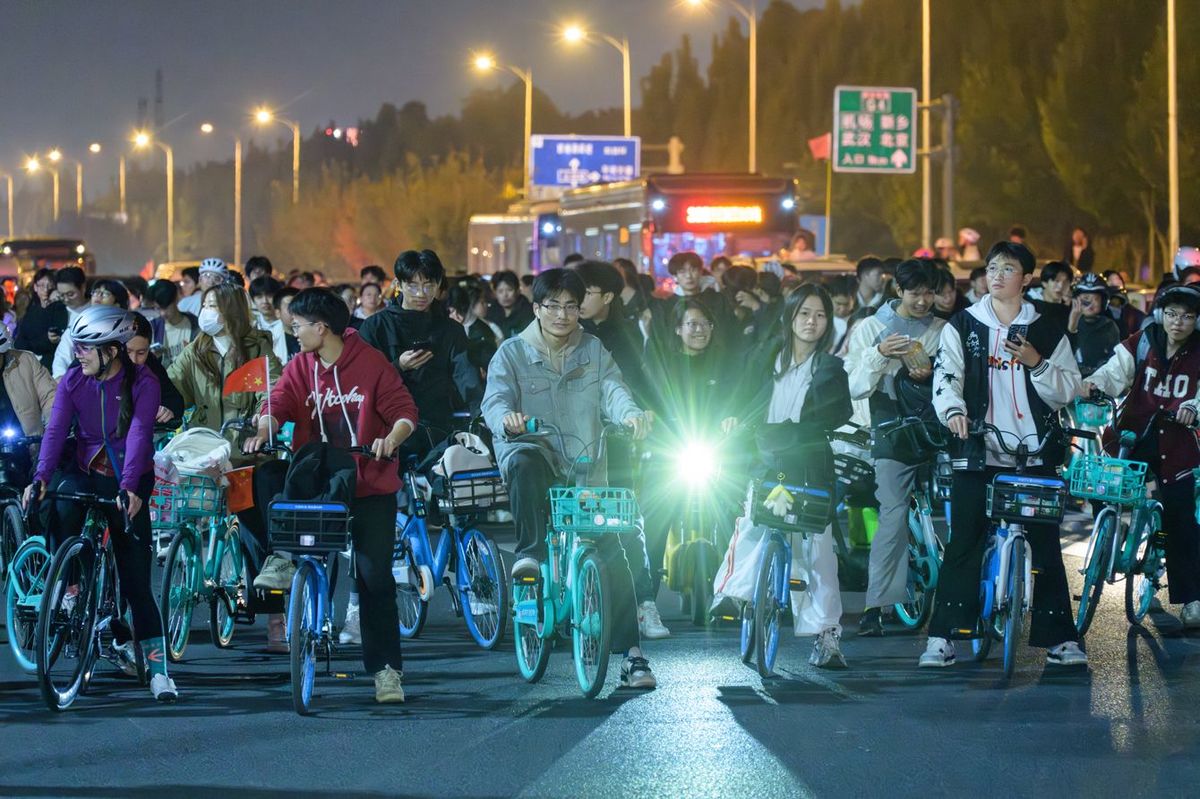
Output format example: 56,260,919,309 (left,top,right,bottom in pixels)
676,440,717,488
